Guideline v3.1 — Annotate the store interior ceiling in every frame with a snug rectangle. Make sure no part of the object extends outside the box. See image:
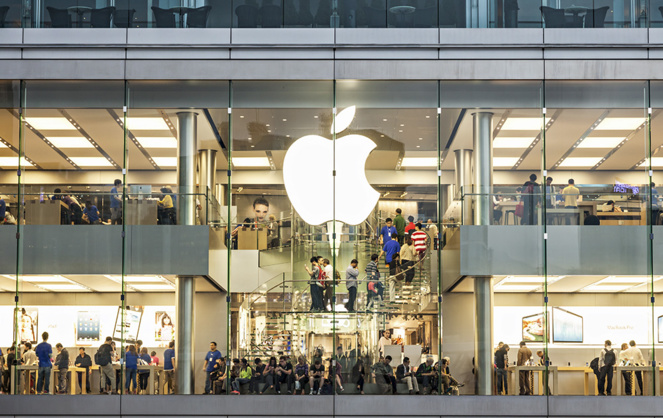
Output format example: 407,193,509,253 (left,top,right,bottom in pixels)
0,275,218,293
452,275,663,293
0,107,661,174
